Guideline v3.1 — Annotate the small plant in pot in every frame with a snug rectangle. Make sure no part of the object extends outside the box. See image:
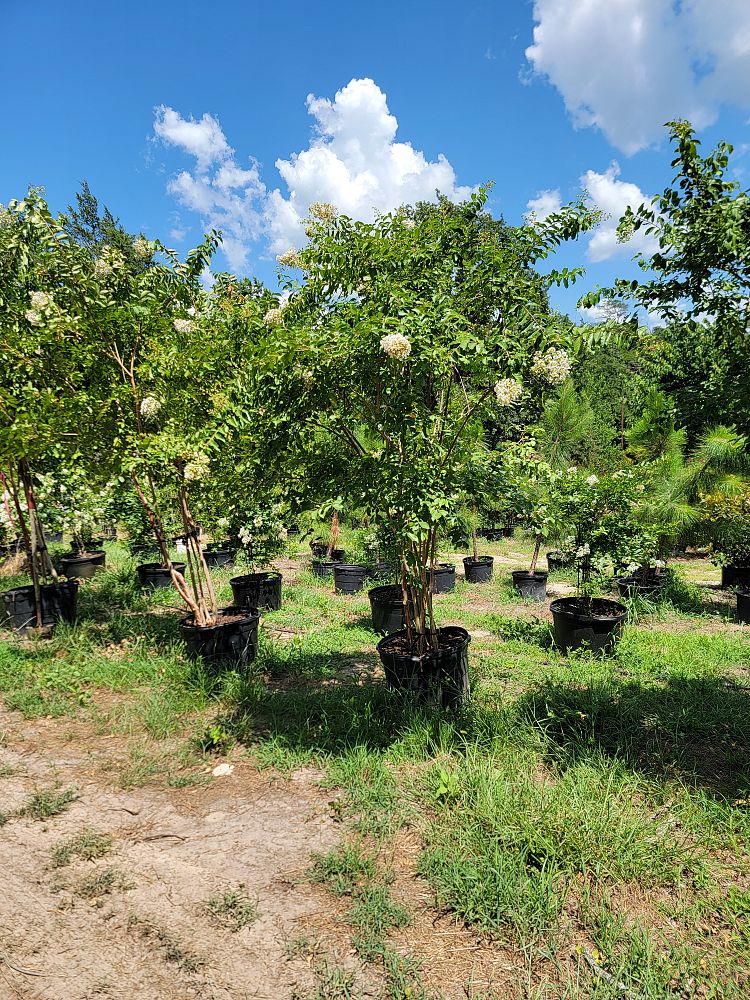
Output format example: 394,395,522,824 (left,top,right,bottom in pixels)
615,530,669,599
702,492,750,590
222,501,287,612
263,189,597,706
550,546,627,655
50,469,113,580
